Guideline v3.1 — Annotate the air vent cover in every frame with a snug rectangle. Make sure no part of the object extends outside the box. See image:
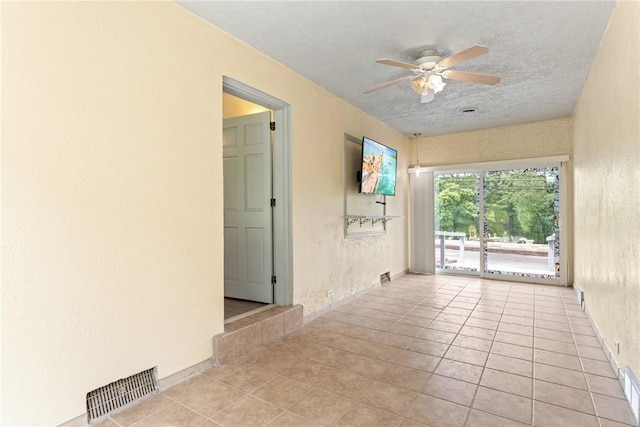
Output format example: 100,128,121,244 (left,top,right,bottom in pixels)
624,366,640,424
86,367,158,423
